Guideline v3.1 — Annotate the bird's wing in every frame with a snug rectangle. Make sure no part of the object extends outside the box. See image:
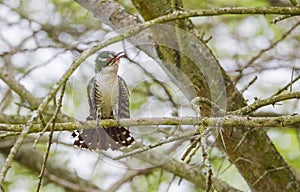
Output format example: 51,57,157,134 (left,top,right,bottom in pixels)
115,75,130,119
87,77,96,119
